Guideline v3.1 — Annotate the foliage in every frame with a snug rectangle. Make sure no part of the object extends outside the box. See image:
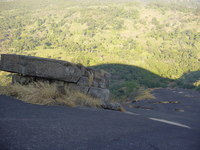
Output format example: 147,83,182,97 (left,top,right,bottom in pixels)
0,0,200,99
